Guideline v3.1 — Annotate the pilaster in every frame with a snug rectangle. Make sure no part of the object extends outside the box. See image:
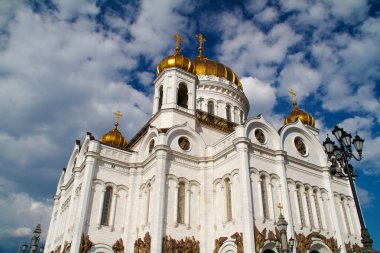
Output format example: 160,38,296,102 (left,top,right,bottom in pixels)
150,145,169,252
233,129,255,253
